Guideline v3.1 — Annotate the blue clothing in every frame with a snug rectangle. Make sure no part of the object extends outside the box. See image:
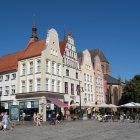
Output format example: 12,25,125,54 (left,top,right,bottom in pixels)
3,115,9,125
